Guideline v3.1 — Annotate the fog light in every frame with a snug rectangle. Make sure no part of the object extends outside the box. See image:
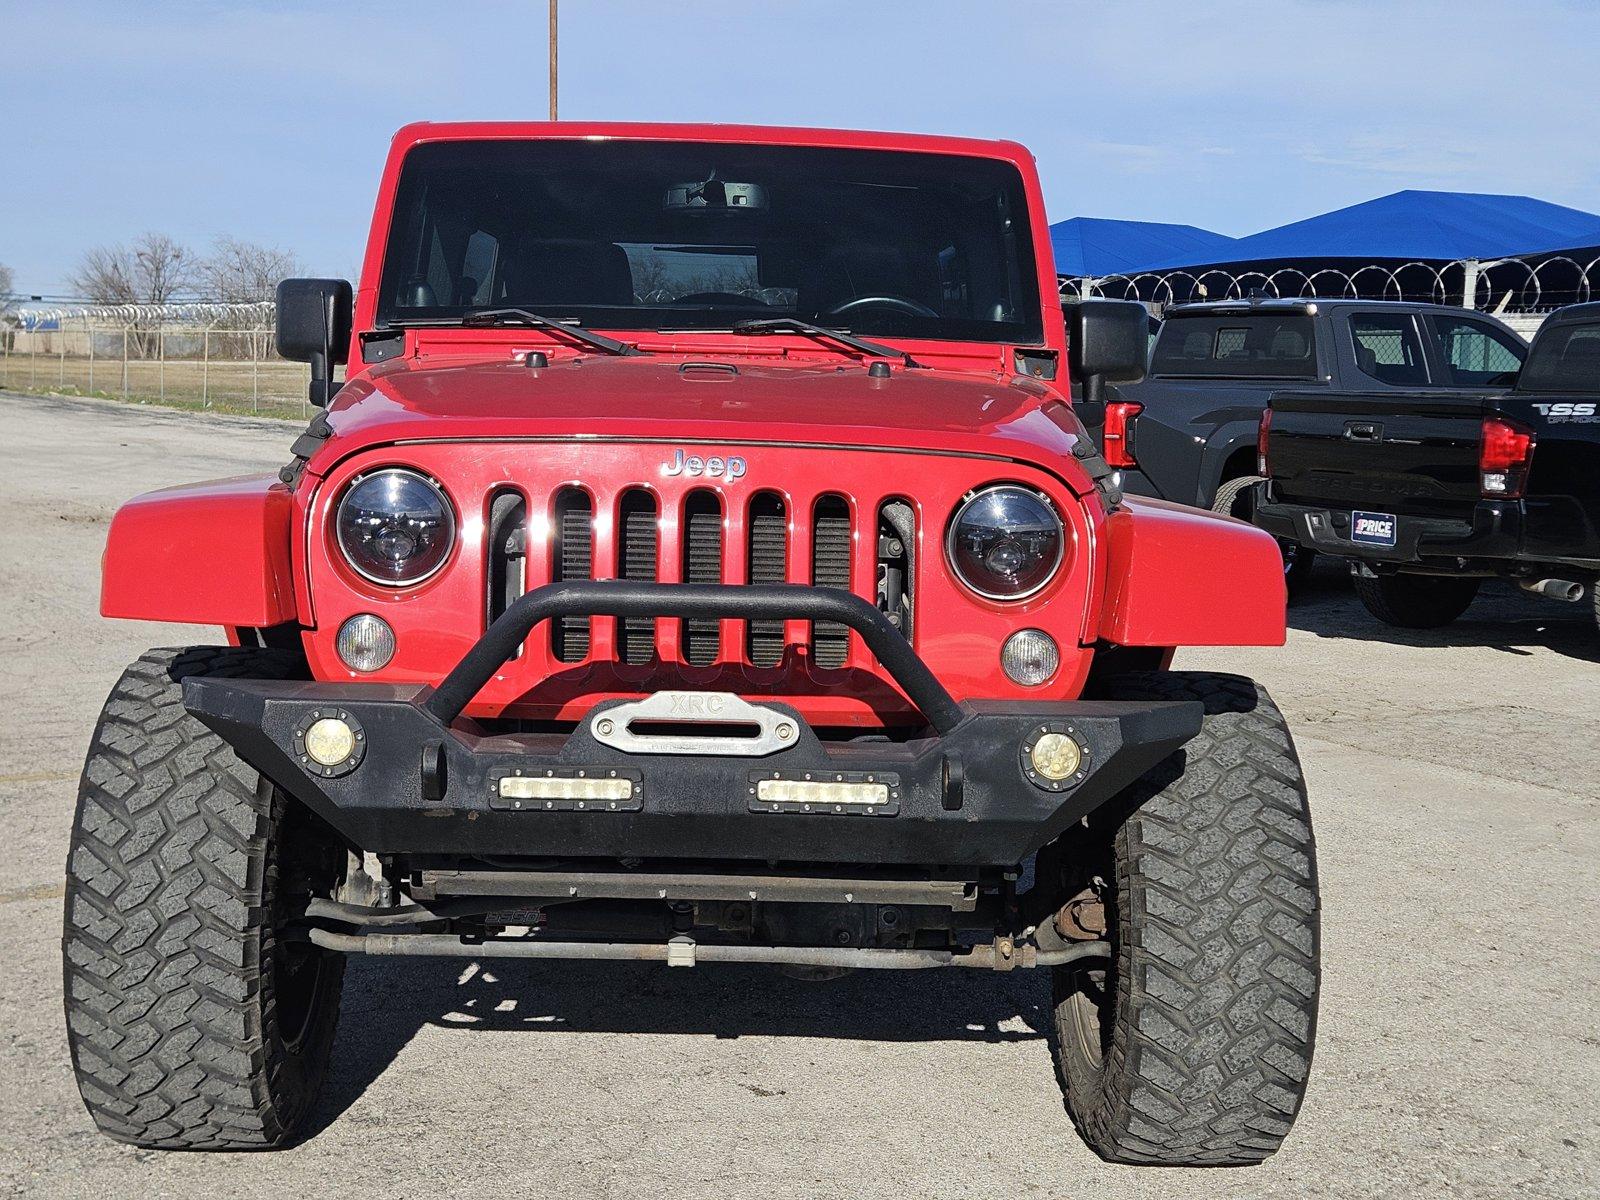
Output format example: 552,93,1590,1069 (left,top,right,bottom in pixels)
1029,732,1081,781
1020,723,1089,793
292,708,366,778
1001,629,1059,686
304,718,357,767
337,613,396,672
